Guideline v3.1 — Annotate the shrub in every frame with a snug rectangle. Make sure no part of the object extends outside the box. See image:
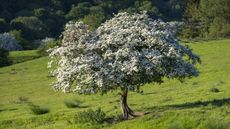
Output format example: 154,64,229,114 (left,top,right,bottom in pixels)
64,99,82,108
29,103,49,115
74,108,106,124
38,38,60,56
0,48,11,67
0,33,23,51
